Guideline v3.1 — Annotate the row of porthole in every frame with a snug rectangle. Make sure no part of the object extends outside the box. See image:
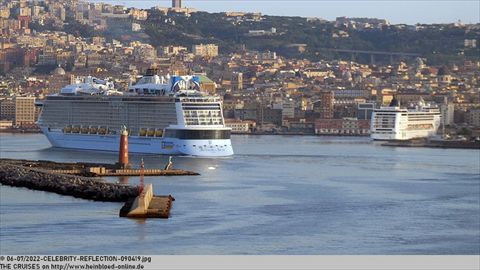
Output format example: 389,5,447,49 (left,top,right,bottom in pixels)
191,144,229,148
173,144,230,150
